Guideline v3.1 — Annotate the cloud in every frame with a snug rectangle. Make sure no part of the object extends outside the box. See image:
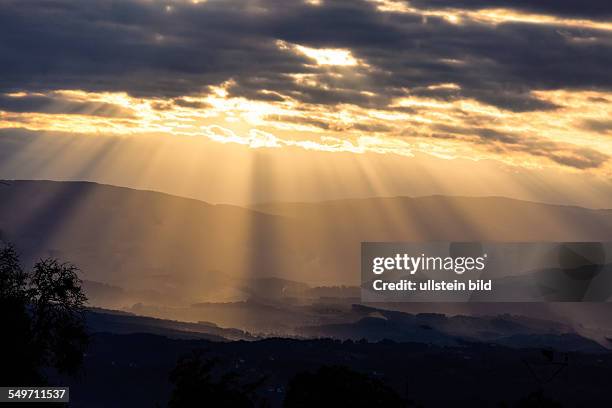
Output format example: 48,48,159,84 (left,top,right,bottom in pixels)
1,0,611,112
0,0,611,173
431,125,609,169
581,119,612,134
0,93,133,117
266,114,392,132
172,98,210,109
